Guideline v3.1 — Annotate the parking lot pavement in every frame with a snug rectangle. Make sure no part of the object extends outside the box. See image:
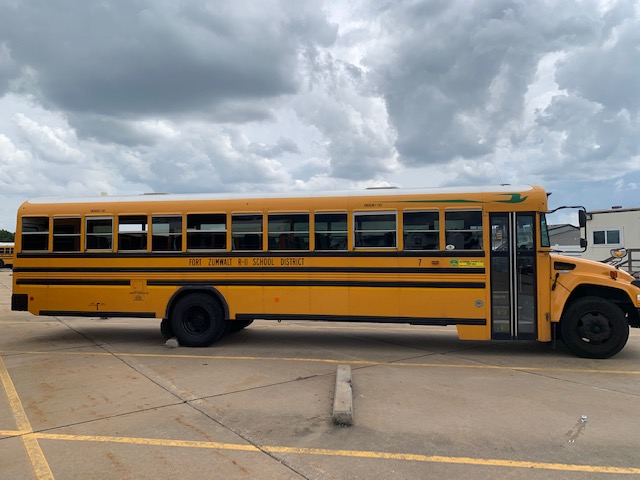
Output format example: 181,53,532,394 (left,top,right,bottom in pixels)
1,268,640,479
